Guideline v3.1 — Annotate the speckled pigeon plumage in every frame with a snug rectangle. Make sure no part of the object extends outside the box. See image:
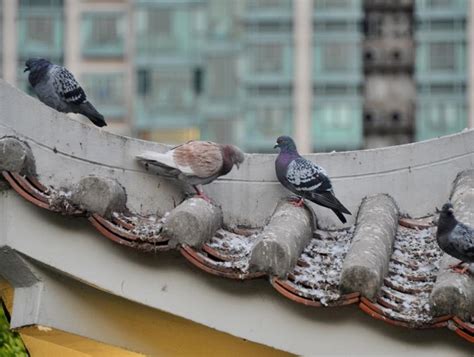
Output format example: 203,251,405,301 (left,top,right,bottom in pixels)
274,135,351,223
436,203,474,271
136,140,245,199
24,58,107,127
